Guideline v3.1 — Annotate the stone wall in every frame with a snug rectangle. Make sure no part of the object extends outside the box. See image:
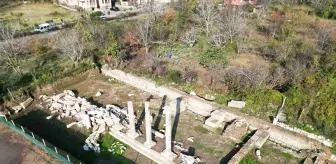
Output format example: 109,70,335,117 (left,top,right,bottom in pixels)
101,66,332,150
276,122,333,147
102,68,213,116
